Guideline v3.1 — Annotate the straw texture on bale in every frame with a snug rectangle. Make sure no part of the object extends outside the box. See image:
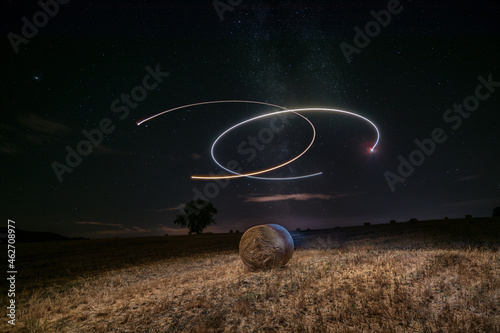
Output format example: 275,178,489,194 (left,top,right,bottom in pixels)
239,224,294,270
